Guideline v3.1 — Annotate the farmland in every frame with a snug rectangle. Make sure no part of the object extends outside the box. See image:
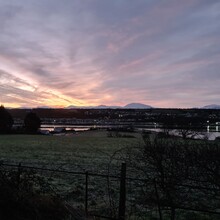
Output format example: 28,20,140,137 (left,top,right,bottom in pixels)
1,131,220,219
0,130,143,172
0,131,144,218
